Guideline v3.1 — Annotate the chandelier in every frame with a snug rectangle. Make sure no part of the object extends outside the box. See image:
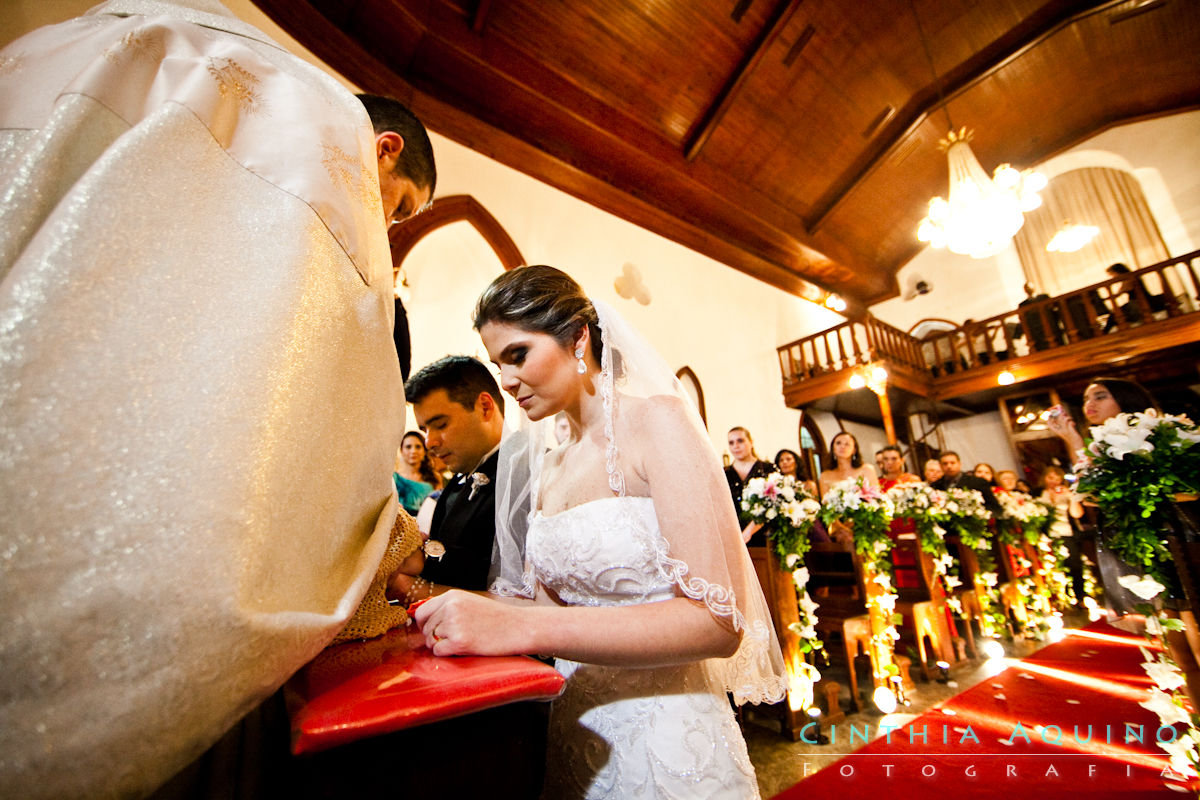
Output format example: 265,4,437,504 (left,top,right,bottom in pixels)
916,128,1047,259
1046,221,1100,253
